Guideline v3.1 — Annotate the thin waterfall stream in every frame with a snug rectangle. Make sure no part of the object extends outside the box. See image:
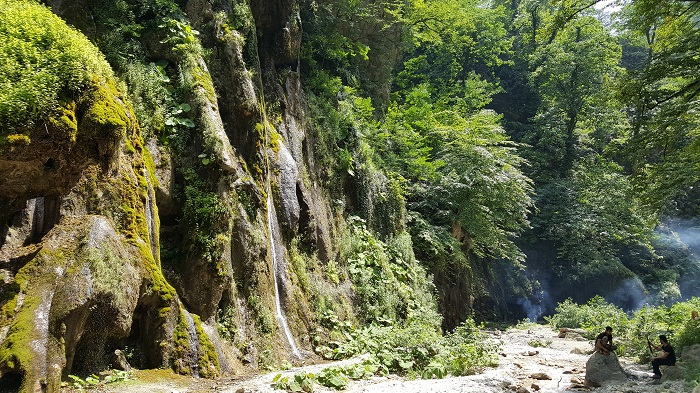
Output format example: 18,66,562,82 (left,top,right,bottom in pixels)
267,194,302,358
182,310,200,377
143,168,159,264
